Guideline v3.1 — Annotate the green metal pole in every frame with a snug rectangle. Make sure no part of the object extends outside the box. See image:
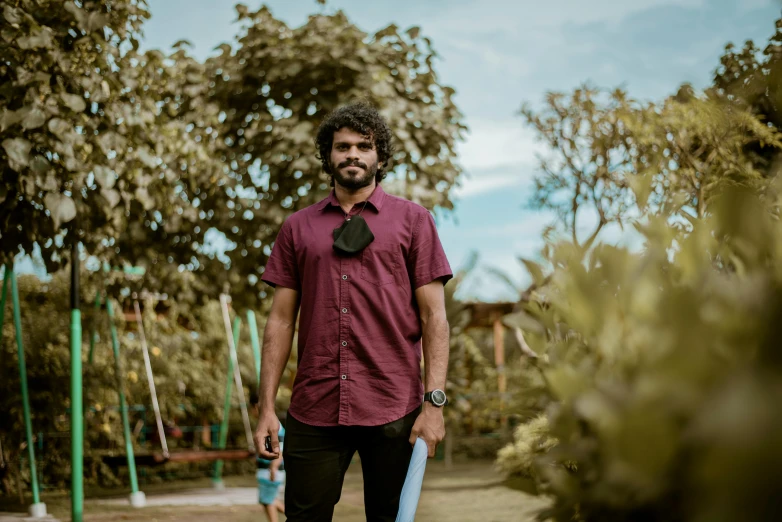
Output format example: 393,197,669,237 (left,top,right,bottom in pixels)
88,290,100,365
106,298,140,494
247,311,261,387
10,266,42,505
70,240,84,522
213,316,241,482
0,265,9,334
